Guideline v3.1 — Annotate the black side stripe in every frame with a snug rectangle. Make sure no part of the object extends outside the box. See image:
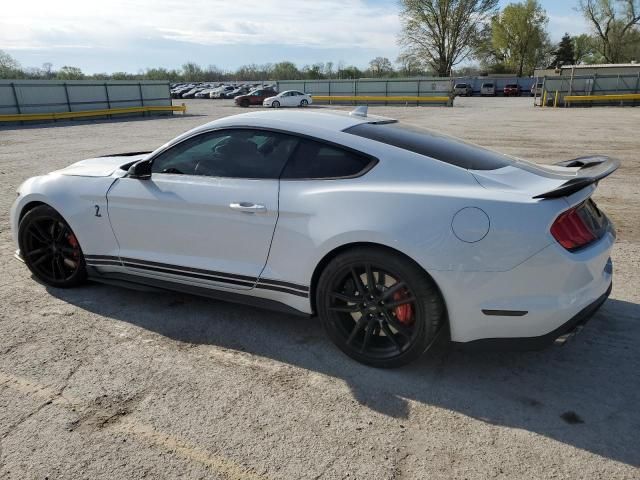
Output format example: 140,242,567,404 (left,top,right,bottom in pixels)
255,283,309,297
122,262,256,288
257,278,309,293
87,260,122,267
119,256,257,282
84,255,309,297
